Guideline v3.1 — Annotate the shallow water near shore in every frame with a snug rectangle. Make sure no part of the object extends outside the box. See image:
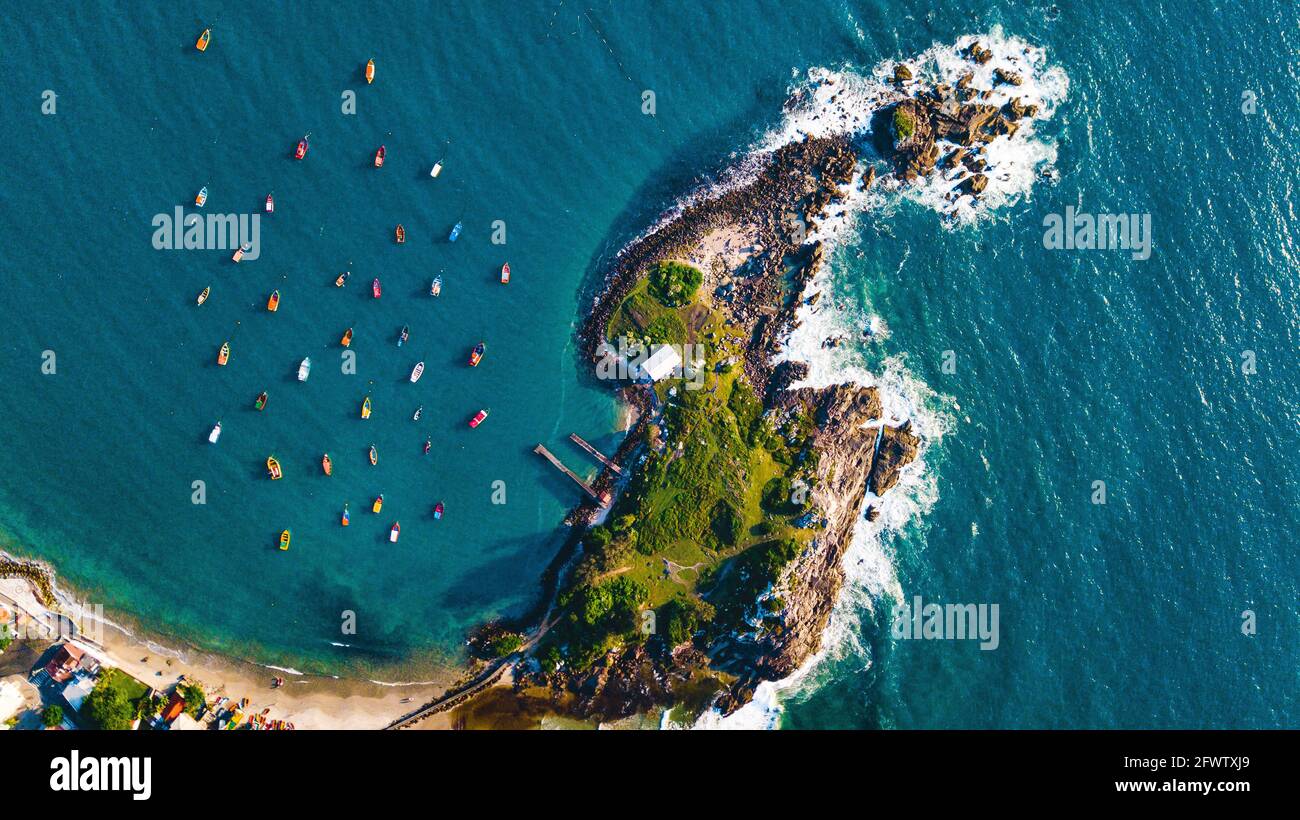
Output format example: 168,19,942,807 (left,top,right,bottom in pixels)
2,0,1297,727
